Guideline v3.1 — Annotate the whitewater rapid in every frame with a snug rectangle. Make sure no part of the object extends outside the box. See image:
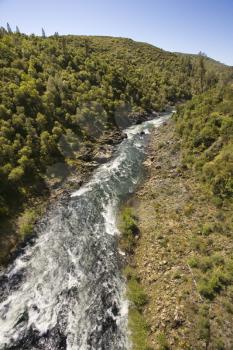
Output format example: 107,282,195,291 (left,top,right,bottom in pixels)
0,115,169,350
